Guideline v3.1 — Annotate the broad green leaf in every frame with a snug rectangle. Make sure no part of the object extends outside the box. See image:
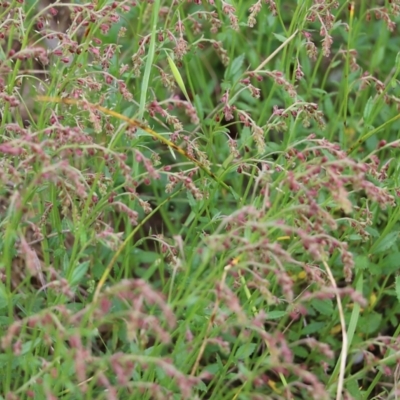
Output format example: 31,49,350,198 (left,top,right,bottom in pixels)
301,322,326,335
310,88,327,95
21,339,42,355
53,248,65,259
273,33,288,43
225,53,245,80
359,312,382,334
70,261,90,286
204,363,221,374
266,310,286,320
235,343,257,360
80,230,88,245
311,298,333,316
134,249,159,264
216,353,224,370
372,231,399,254
221,81,231,91
355,255,369,270
363,97,374,123
374,46,385,65
382,252,400,274
348,234,363,241
0,354,18,368
365,227,379,238
367,262,382,275
195,380,208,392
346,379,364,399
293,346,309,358
155,365,167,381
